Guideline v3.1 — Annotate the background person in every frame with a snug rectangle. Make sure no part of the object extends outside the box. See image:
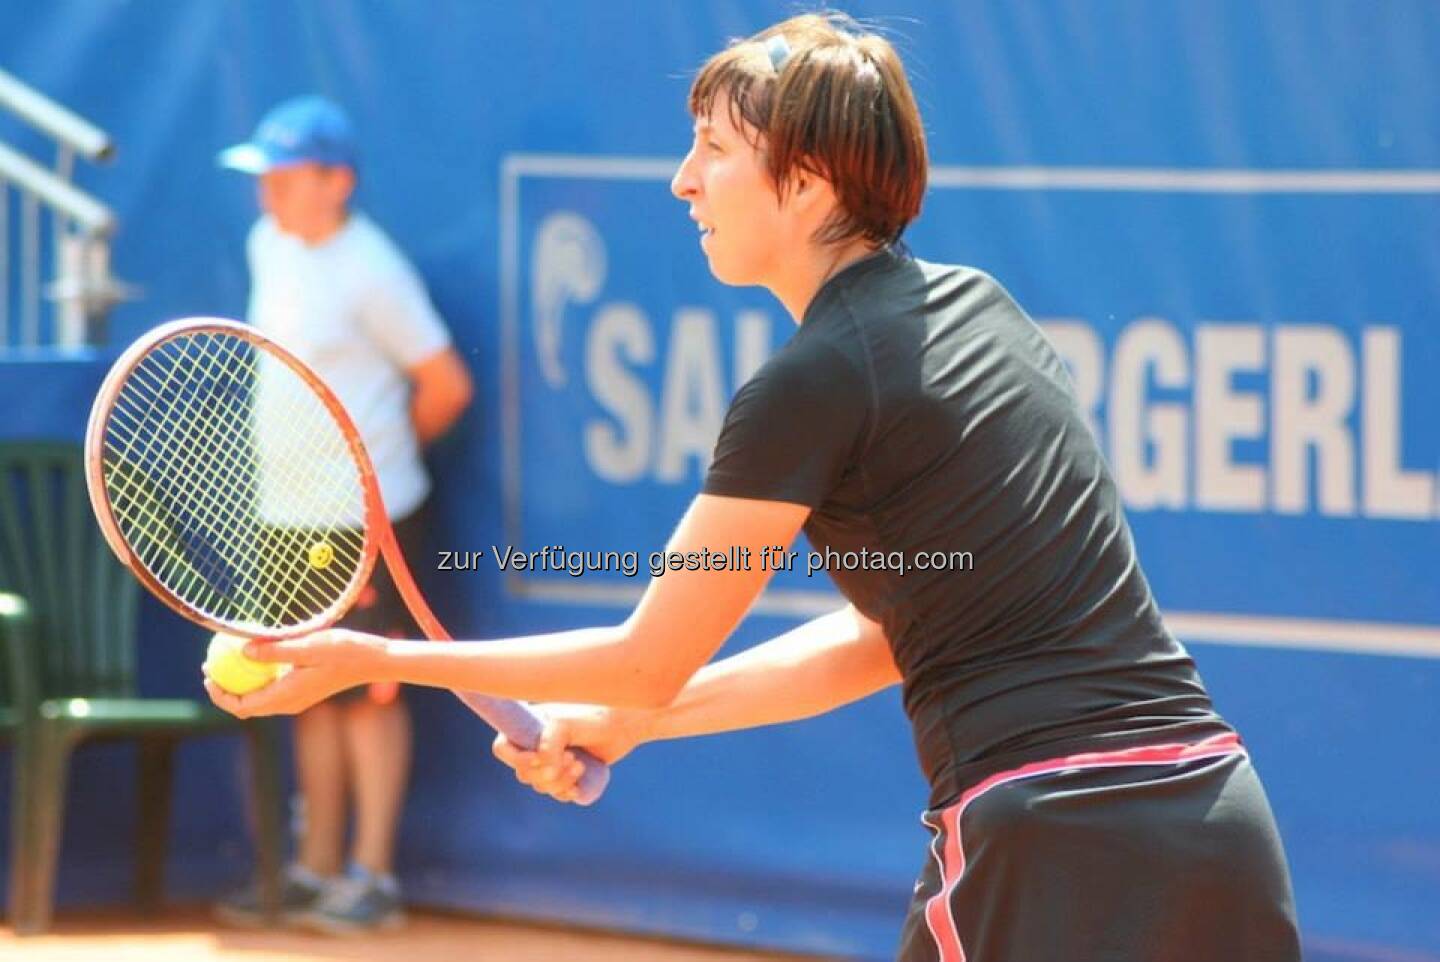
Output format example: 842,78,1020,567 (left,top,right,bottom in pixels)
212,94,473,935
